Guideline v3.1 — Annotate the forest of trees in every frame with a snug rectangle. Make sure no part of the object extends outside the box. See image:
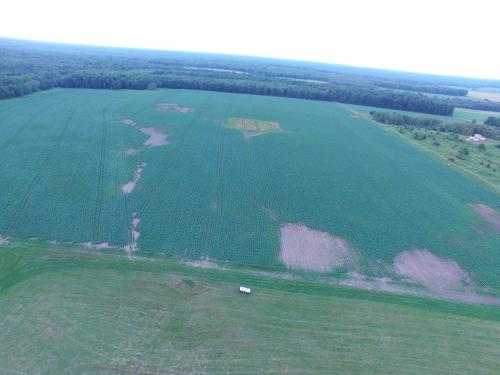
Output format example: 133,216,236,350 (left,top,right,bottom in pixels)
485,116,500,127
373,81,468,96
370,111,500,140
1,38,500,117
